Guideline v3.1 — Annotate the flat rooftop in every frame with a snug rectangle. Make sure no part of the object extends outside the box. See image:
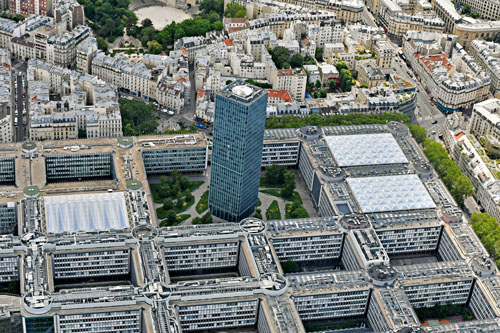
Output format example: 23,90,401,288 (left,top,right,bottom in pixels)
325,133,408,167
44,192,129,233
347,175,436,213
